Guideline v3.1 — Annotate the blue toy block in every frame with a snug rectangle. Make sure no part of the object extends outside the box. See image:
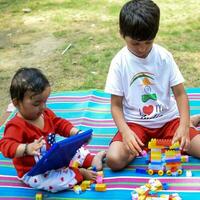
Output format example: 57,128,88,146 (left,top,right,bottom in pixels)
162,183,169,190
136,168,147,174
165,158,181,163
